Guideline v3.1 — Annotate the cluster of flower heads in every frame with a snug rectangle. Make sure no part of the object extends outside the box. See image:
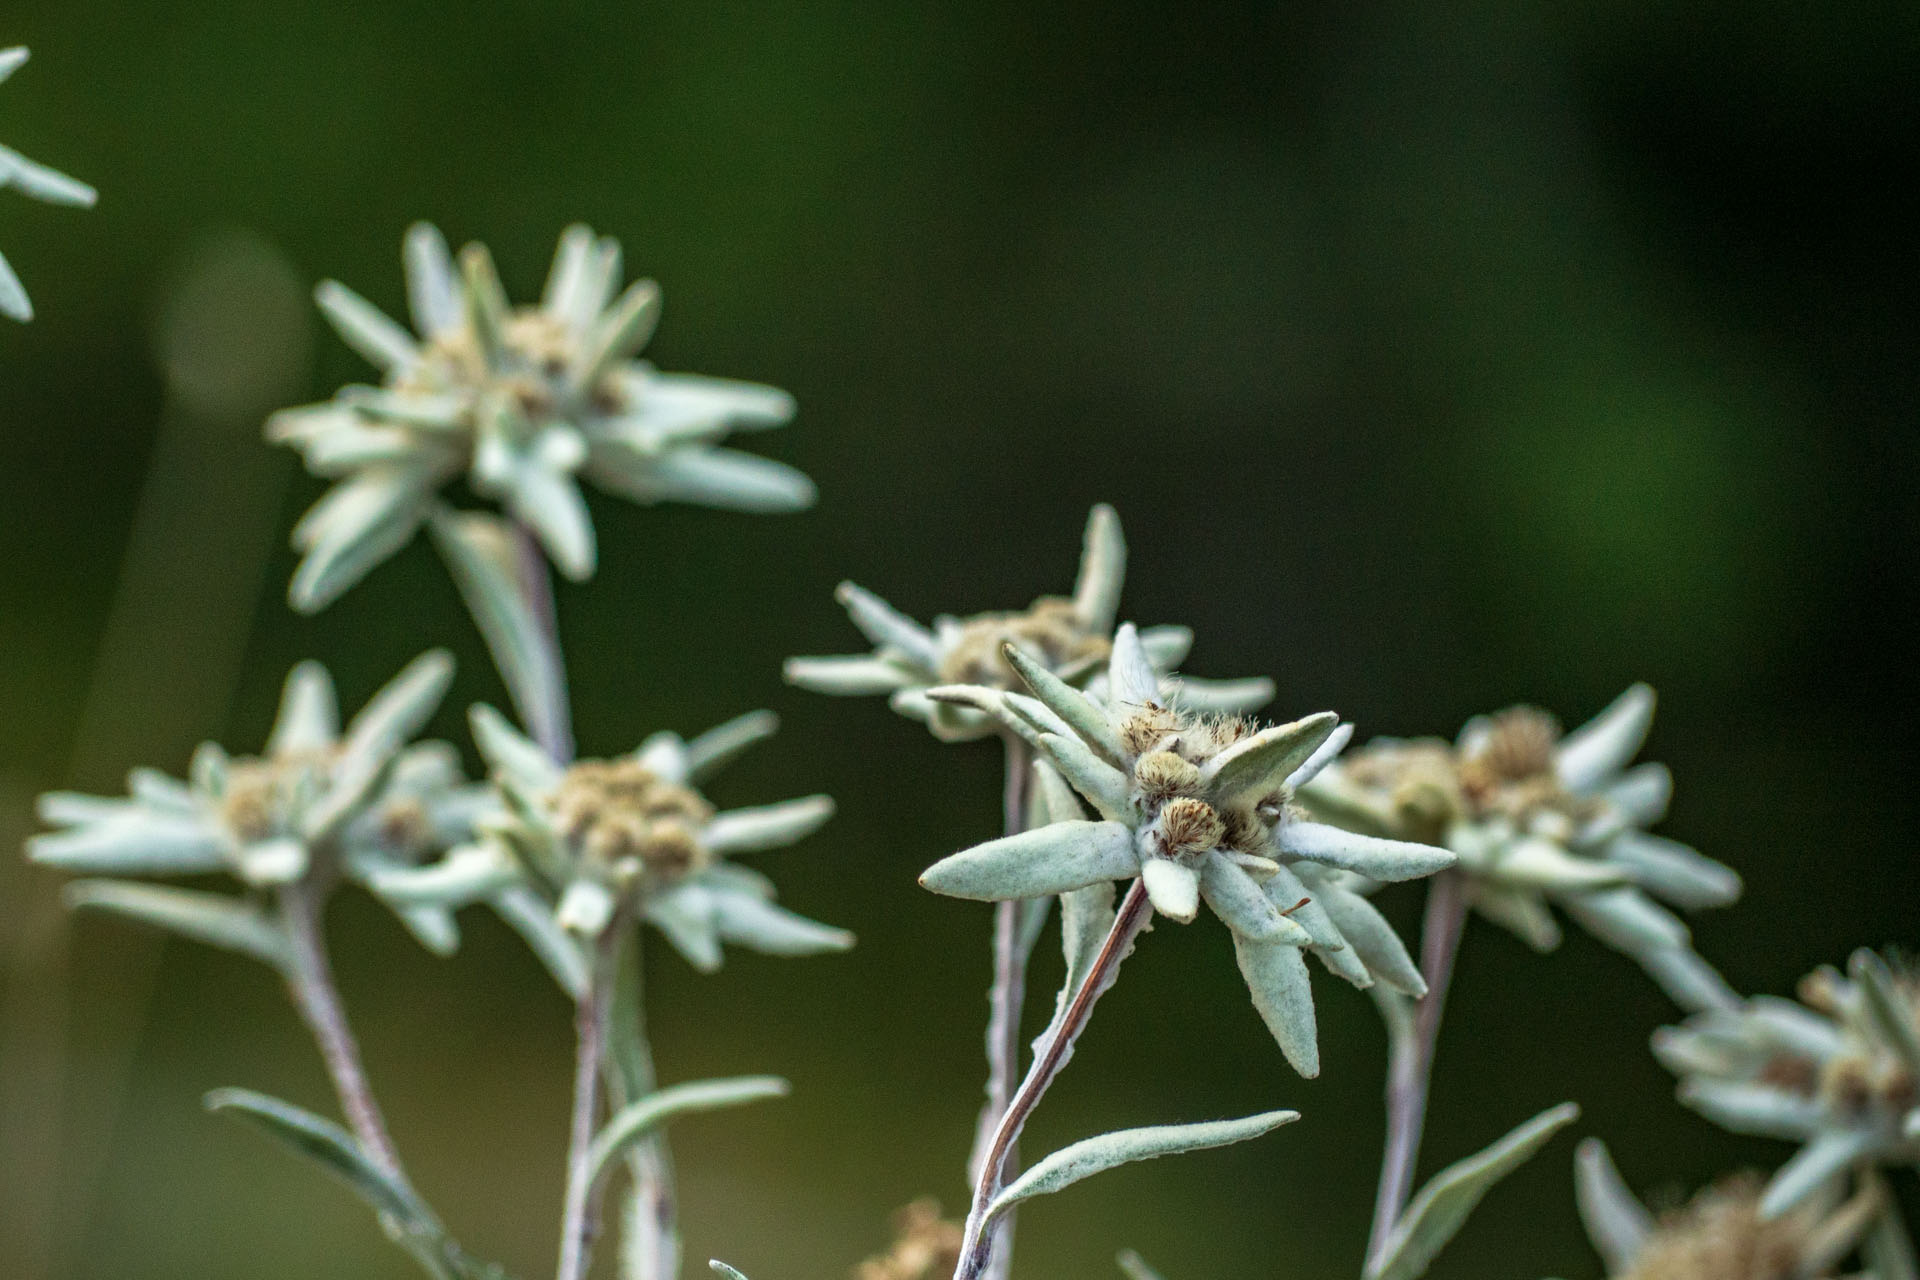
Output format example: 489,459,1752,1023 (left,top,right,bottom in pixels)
29,650,847,991
786,505,1275,740
1,48,95,321
28,653,484,955
373,703,851,984
269,223,815,612
917,622,1454,1077
1652,949,1920,1222
1299,685,1742,1012
853,1199,964,1280
1573,1139,1883,1280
